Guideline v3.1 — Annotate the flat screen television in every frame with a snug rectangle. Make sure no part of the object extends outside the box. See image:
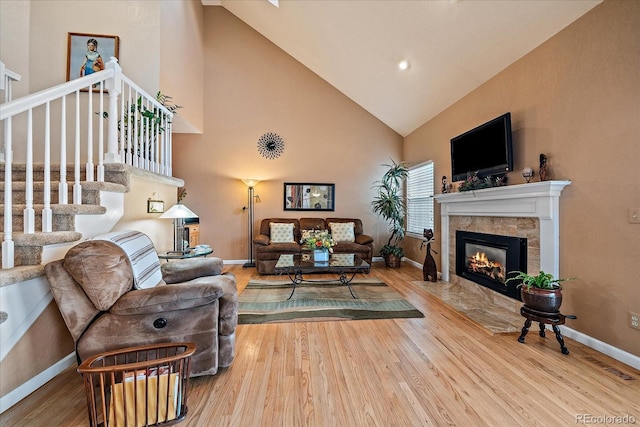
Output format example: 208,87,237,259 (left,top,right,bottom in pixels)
450,112,513,182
